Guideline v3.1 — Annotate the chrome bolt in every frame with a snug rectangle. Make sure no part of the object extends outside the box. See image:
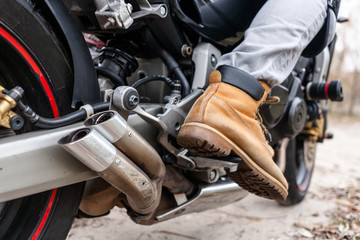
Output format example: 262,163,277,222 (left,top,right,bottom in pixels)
129,95,139,106
171,97,179,105
128,132,132,137
181,45,193,57
175,122,181,131
210,54,217,67
103,18,116,29
209,170,217,181
160,6,167,16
